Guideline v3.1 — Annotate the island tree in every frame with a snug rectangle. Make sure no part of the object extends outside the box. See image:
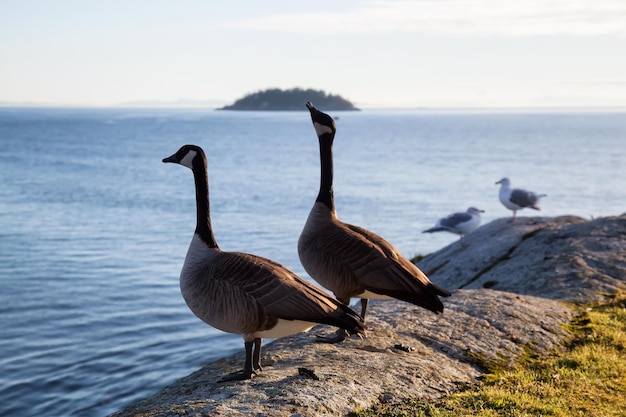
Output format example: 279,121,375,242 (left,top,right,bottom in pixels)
219,88,359,111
